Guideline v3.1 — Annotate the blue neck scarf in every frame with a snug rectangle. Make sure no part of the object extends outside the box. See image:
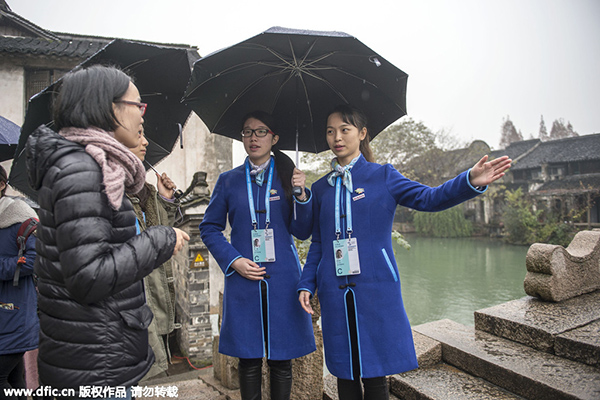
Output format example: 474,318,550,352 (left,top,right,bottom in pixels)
327,154,360,193
249,157,271,186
